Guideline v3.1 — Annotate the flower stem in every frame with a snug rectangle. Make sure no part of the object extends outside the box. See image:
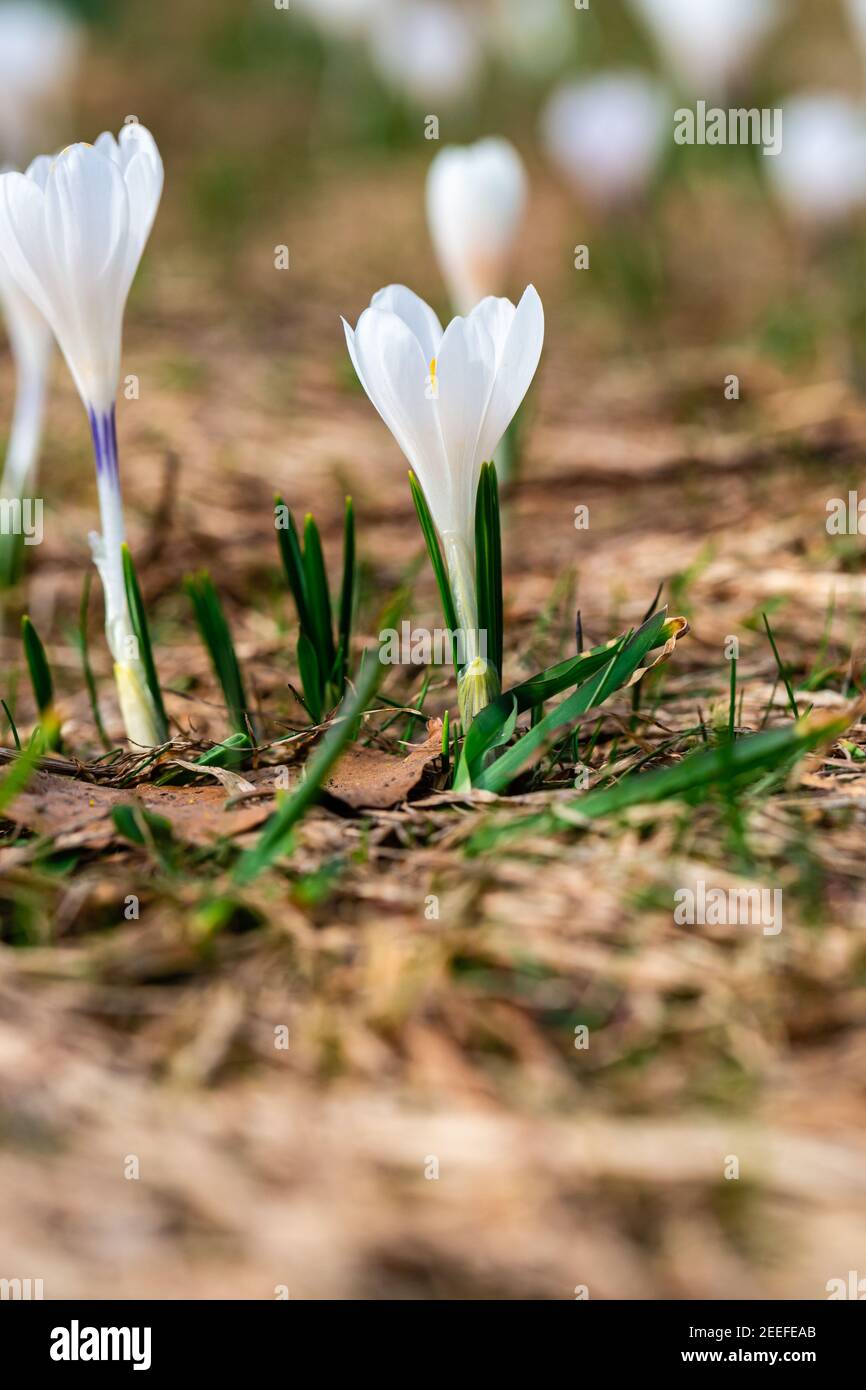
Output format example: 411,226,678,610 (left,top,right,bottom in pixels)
443,532,500,729
88,407,163,747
